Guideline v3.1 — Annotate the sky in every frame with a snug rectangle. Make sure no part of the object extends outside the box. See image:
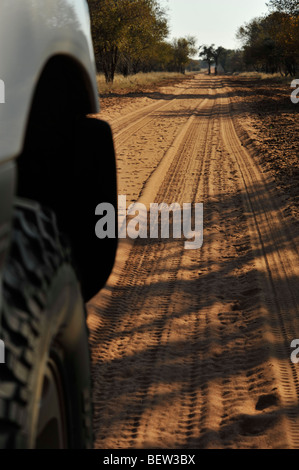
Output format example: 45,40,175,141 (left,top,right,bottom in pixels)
160,0,269,51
